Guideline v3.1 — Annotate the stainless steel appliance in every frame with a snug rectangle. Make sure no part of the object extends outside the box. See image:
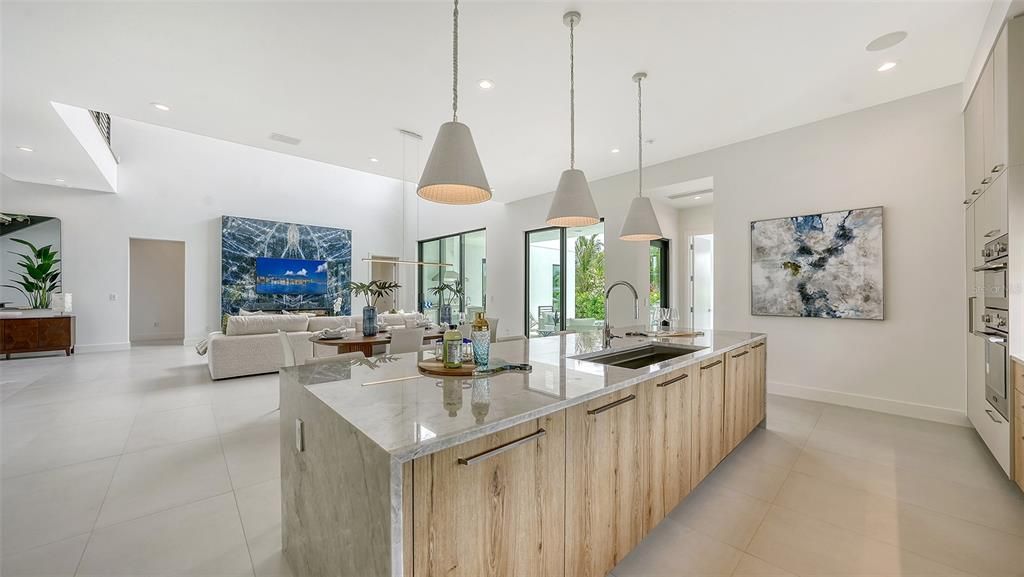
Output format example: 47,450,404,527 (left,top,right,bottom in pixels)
972,235,1010,419
978,234,1009,310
